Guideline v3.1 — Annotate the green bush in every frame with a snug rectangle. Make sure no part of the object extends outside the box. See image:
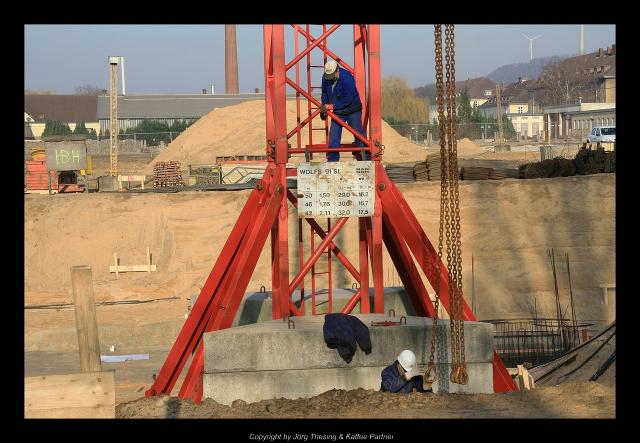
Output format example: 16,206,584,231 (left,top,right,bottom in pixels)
118,119,198,145
42,120,72,136
73,122,89,135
